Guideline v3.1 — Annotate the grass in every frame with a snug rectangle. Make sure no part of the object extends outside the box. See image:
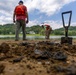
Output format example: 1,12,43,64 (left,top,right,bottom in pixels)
26,34,42,36
0,34,44,37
